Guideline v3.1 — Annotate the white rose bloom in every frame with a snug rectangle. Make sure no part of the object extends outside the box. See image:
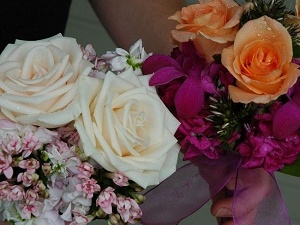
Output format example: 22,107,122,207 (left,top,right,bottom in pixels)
0,34,93,128
75,68,180,188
